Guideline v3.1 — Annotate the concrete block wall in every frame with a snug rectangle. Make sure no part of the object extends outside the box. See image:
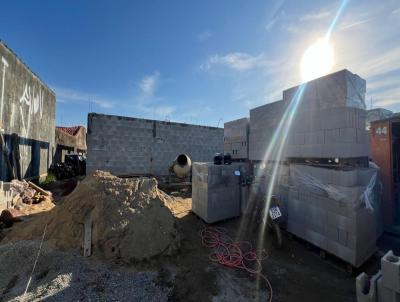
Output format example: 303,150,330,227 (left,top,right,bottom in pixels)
288,164,380,267
0,41,56,181
87,113,223,176
224,117,249,159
